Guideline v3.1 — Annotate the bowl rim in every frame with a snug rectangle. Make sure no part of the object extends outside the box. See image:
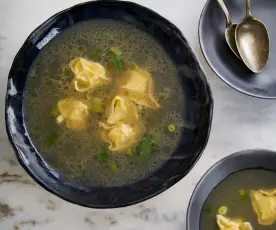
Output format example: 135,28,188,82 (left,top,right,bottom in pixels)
198,0,275,100
186,148,276,230
6,0,214,208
